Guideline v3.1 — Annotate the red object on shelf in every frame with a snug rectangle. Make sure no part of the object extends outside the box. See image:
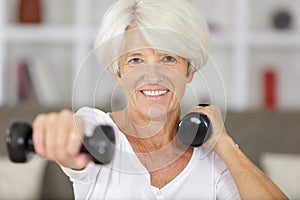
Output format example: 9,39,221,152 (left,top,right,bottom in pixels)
264,69,277,109
19,0,42,23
